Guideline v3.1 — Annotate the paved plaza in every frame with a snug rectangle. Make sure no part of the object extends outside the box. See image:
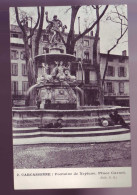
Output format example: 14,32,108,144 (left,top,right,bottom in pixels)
13,141,131,168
